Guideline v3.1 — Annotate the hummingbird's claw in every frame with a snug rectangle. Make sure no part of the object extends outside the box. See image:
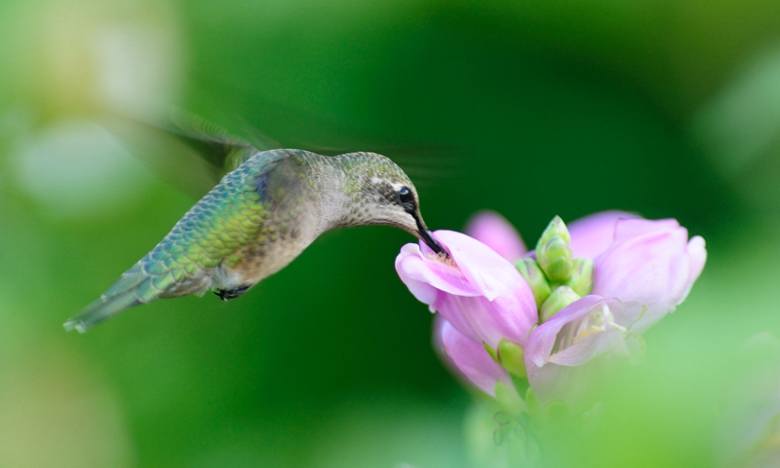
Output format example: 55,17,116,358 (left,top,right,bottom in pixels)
214,285,251,301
